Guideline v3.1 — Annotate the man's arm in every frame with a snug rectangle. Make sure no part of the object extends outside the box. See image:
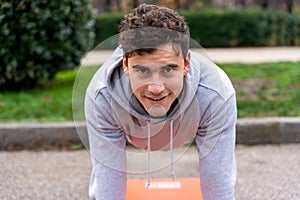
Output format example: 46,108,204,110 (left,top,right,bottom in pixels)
85,89,127,200
89,156,127,200
196,92,237,200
